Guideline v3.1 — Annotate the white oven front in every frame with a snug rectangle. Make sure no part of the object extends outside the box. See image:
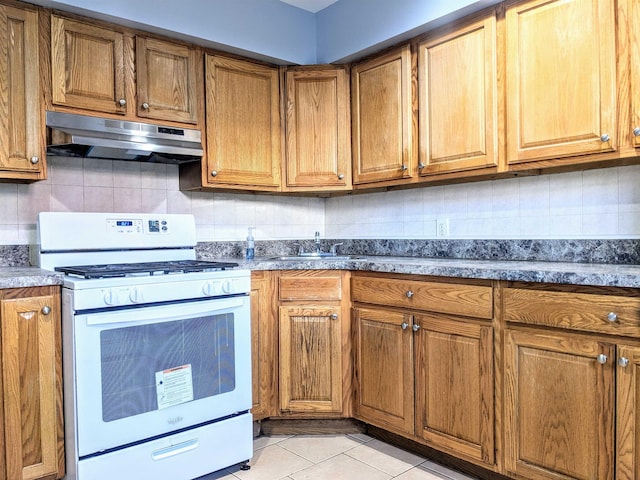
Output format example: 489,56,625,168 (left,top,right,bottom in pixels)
66,293,251,458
